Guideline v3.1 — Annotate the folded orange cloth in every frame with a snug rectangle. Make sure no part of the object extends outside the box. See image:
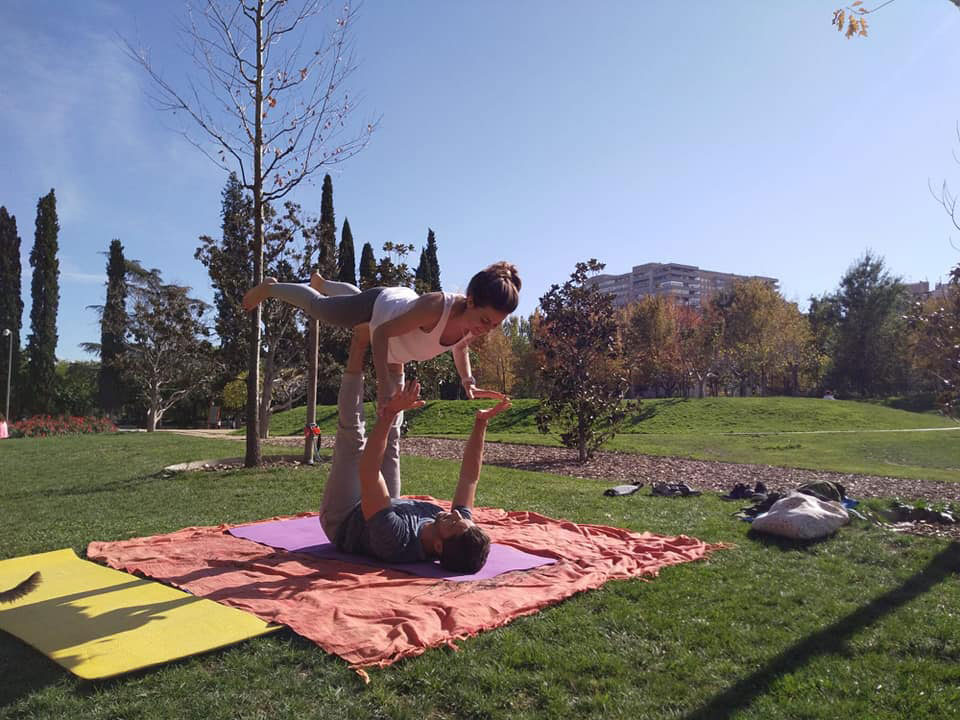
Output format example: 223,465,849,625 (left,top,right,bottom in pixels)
87,498,723,675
